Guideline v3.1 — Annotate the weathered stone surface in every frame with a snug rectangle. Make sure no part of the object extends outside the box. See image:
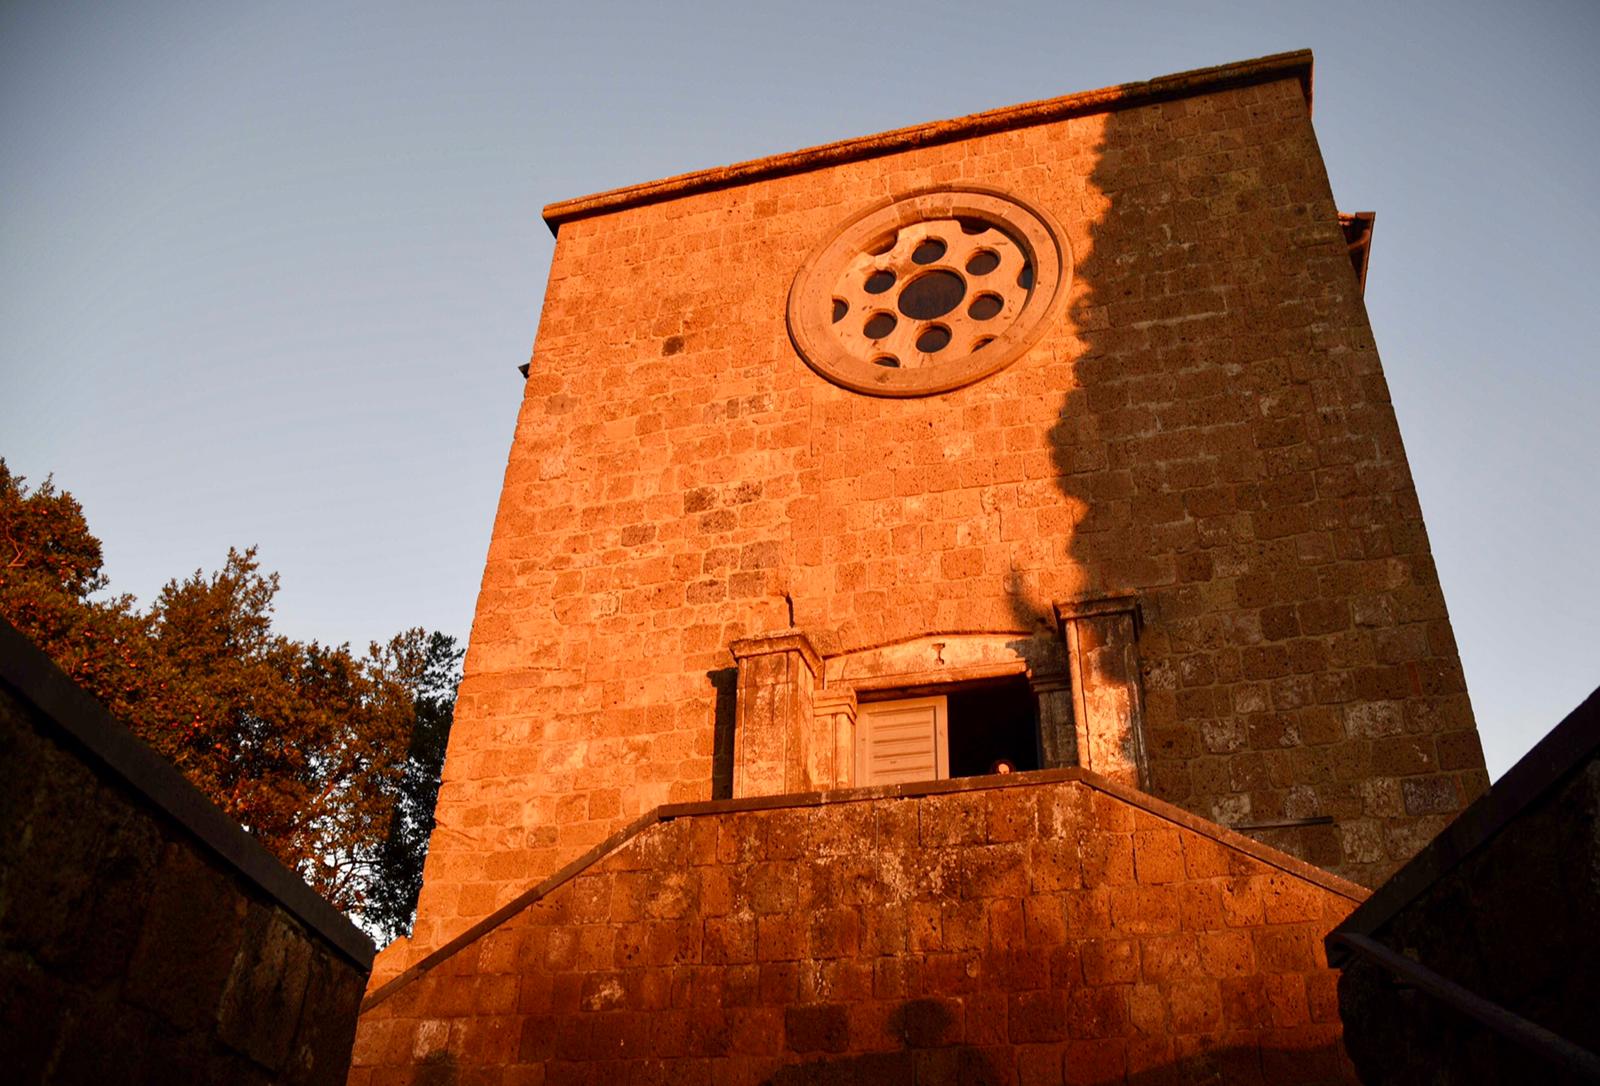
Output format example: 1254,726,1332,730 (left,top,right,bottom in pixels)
126,843,250,1030
217,904,317,1070
1332,695,1600,1085
731,632,821,796
388,54,1489,993
352,775,1363,1083
0,631,370,1085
